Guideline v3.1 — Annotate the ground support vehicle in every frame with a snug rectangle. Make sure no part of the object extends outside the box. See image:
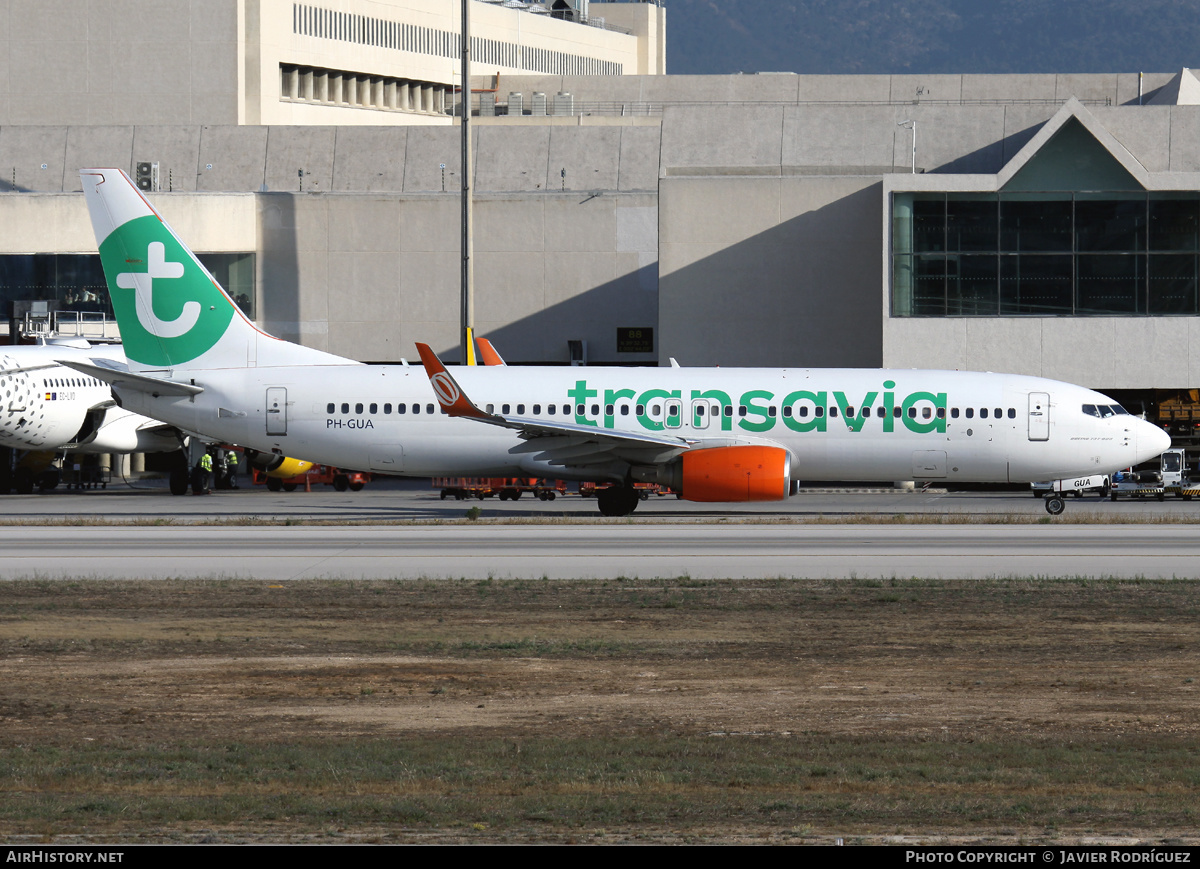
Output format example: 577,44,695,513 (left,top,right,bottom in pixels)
579,481,673,500
435,477,562,500
1034,474,1111,515
254,465,370,492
